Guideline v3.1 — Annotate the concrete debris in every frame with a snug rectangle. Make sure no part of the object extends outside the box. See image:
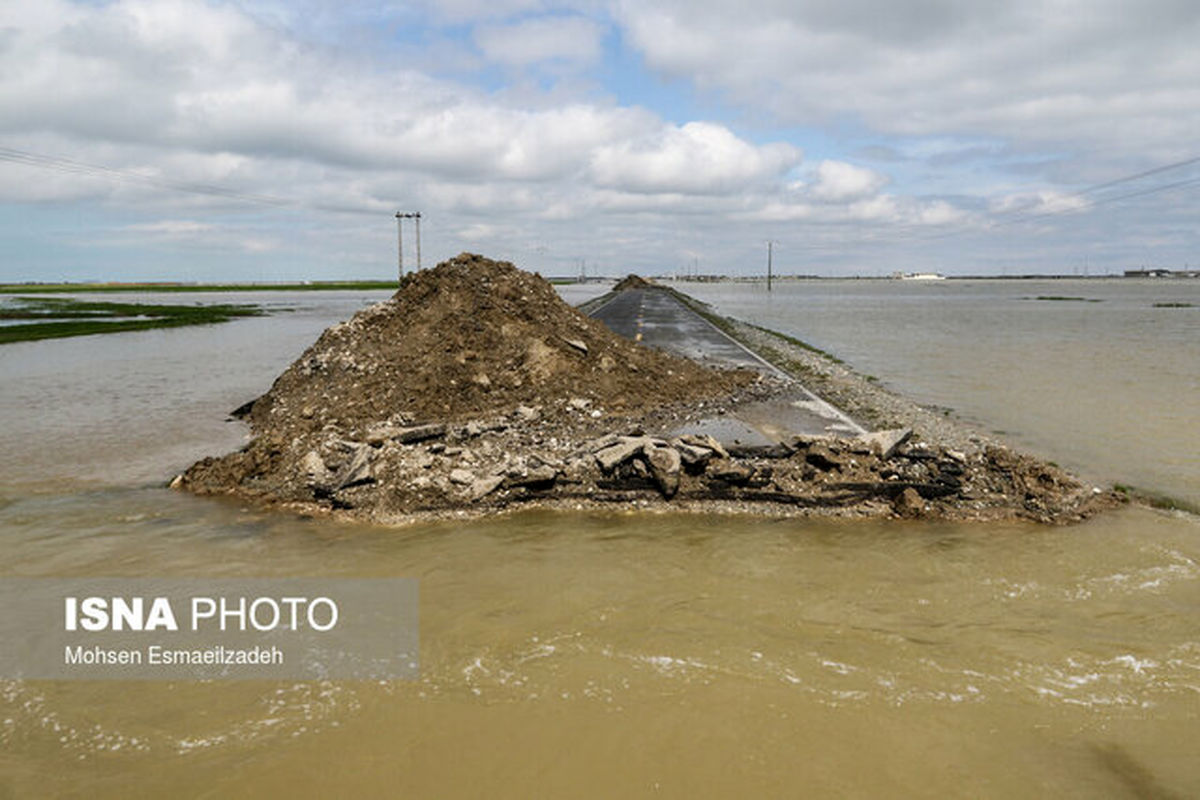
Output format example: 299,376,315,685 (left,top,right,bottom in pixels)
300,450,331,481
672,439,714,467
707,459,752,485
678,433,729,459
510,464,558,488
858,428,912,460
335,445,373,490
594,437,647,472
394,423,447,444
468,475,505,501
563,338,589,355
645,444,681,498
514,405,540,421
